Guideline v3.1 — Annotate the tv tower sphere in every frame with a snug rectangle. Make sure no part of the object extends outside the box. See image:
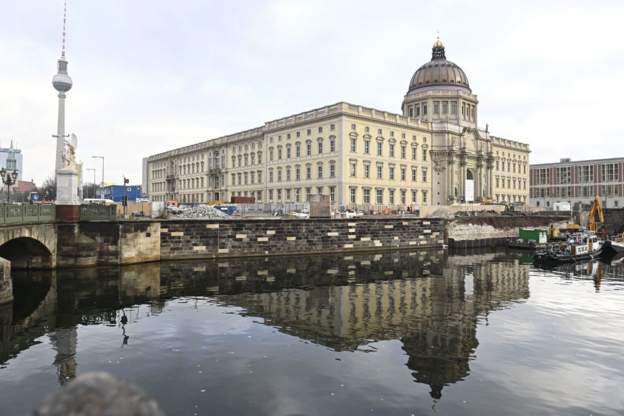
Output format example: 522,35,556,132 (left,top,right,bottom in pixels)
53,59,73,92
